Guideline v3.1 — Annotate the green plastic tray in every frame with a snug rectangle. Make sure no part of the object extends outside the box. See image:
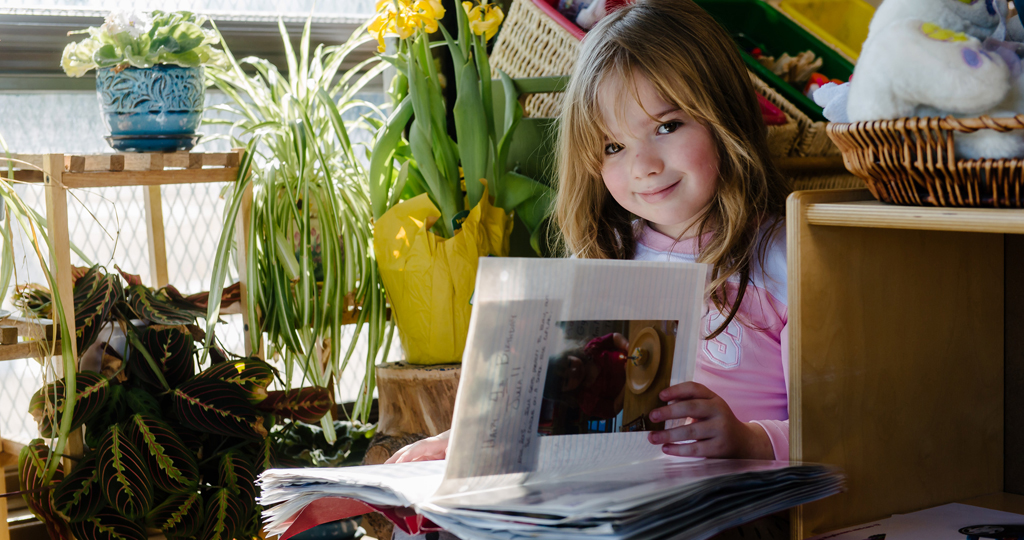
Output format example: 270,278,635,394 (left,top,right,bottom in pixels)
695,0,855,122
